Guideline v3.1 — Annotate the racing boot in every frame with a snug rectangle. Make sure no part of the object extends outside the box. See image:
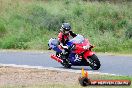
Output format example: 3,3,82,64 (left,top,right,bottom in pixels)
62,49,71,66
